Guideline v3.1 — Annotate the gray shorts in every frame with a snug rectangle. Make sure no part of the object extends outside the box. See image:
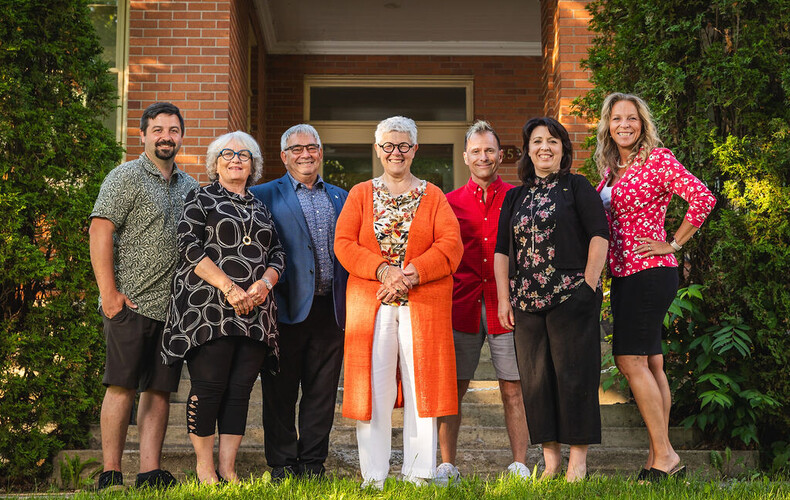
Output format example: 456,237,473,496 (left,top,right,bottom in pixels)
453,303,520,381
